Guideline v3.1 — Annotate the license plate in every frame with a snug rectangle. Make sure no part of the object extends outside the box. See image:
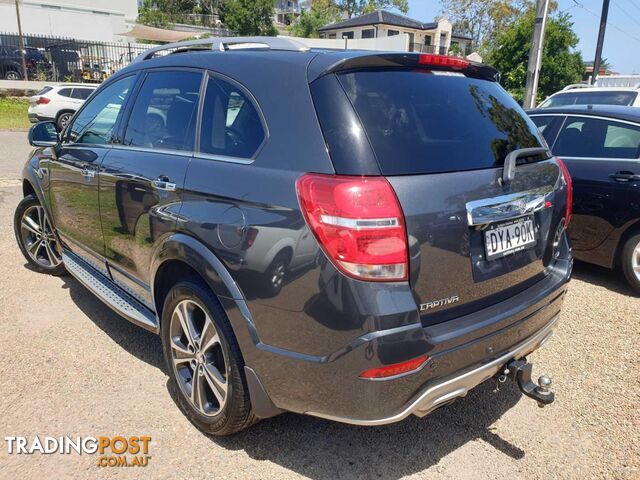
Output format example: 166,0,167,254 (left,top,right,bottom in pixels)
484,216,537,260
